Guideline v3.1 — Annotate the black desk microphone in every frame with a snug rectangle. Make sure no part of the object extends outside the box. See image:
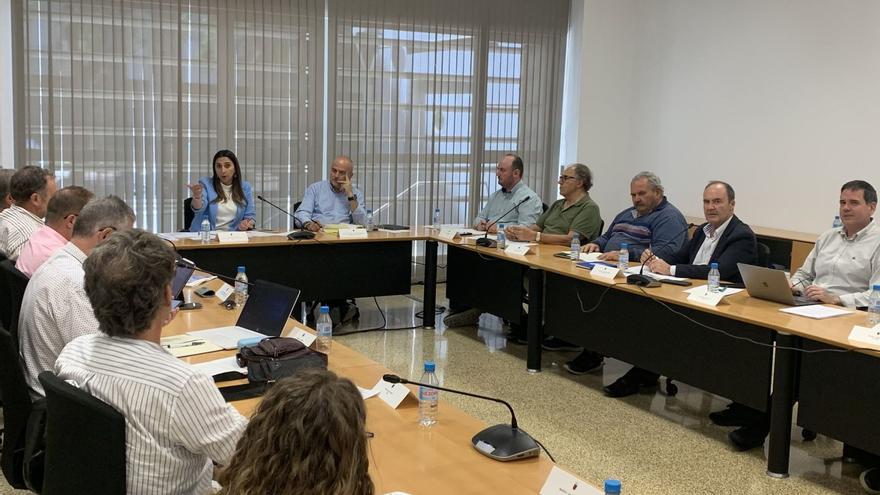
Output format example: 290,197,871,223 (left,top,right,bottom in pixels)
256,195,315,240
475,196,532,248
626,222,696,287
